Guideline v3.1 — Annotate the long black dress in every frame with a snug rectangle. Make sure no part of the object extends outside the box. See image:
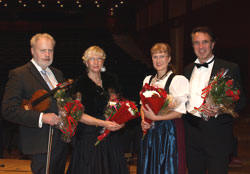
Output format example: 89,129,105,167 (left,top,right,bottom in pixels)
67,72,129,174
